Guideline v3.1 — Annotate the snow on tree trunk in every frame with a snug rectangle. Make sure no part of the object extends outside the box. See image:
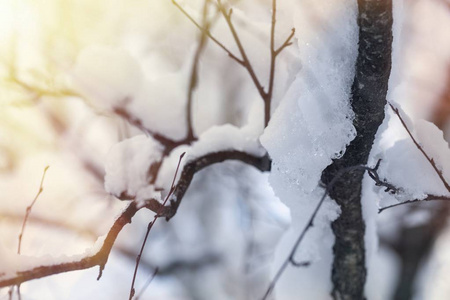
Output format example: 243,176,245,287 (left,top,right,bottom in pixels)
320,0,393,299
